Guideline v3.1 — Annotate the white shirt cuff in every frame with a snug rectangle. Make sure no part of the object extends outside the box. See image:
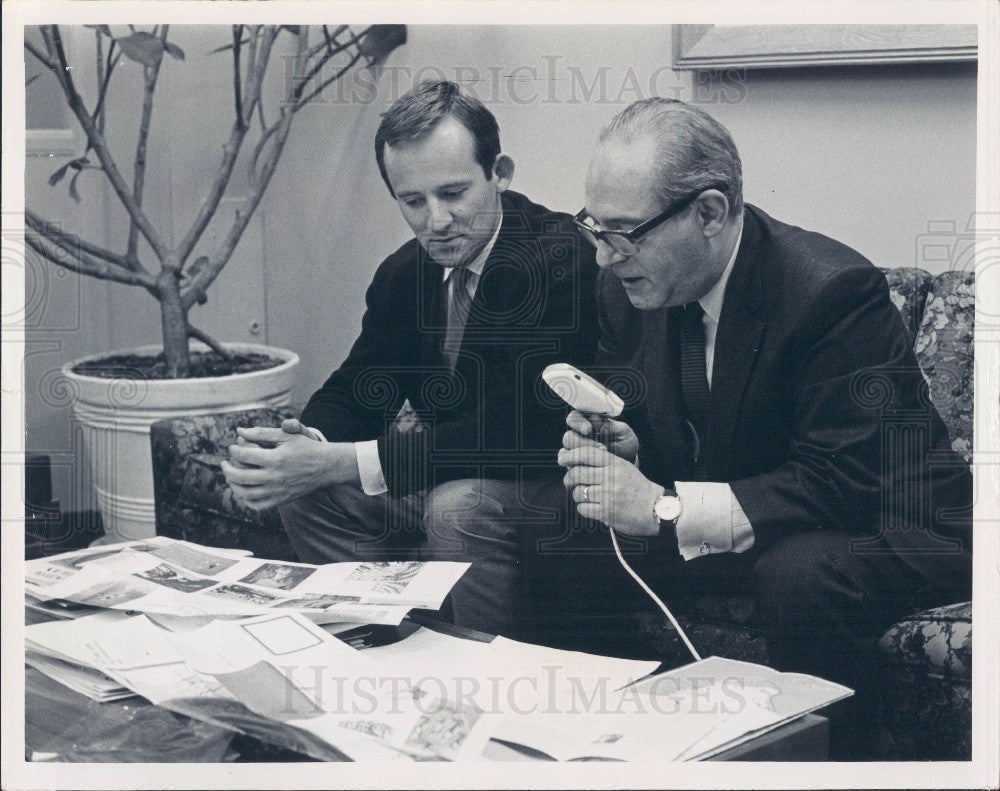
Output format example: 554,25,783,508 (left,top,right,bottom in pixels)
673,481,755,561
355,440,389,496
